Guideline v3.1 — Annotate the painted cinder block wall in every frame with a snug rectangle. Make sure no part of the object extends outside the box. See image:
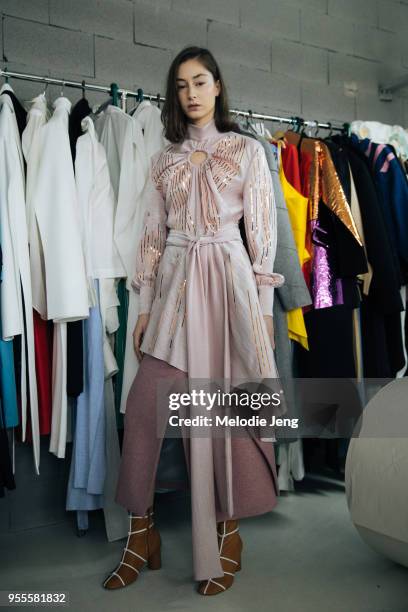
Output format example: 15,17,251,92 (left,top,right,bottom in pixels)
0,0,407,125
